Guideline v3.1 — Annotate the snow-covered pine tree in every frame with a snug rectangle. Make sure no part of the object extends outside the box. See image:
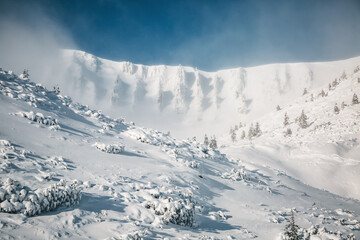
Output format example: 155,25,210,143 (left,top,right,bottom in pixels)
352,93,359,105
276,105,281,111
310,94,314,102
22,69,29,79
241,130,246,139
204,134,209,146
298,110,308,128
303,88,307,95
231,131,236,142
321,89,325,97
284,210,300,240
209,136,217,149
332,78,338,87
234,125,239,131
248,124,254,140
53,86,60,95
328,83,332,91
284,112,289,127
340,71,347,79
254,122,261,137
334,103,340,114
